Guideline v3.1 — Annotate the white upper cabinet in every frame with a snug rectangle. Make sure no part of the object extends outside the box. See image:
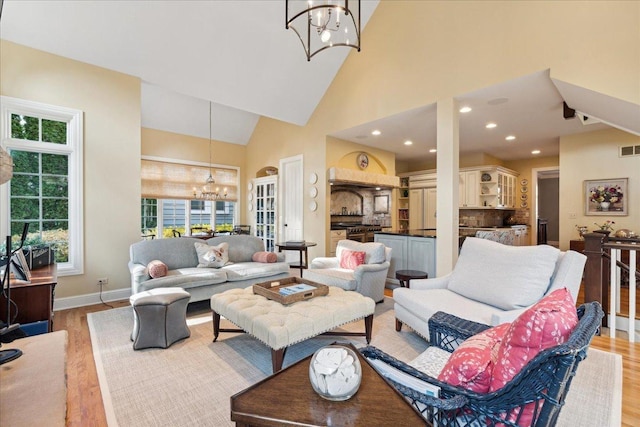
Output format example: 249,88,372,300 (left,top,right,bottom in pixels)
459,170,480,207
